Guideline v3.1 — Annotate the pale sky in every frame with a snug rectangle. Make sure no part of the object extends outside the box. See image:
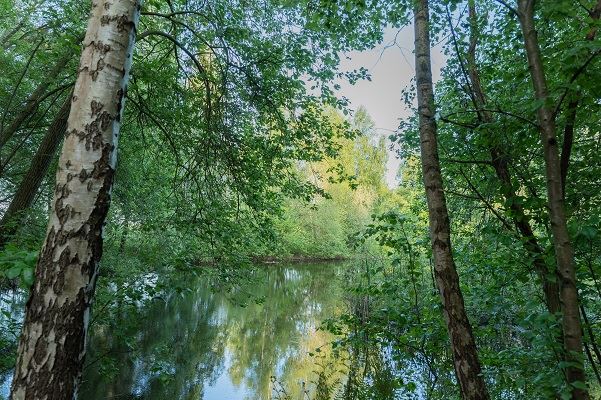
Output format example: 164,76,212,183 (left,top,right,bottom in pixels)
336,25,446,187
